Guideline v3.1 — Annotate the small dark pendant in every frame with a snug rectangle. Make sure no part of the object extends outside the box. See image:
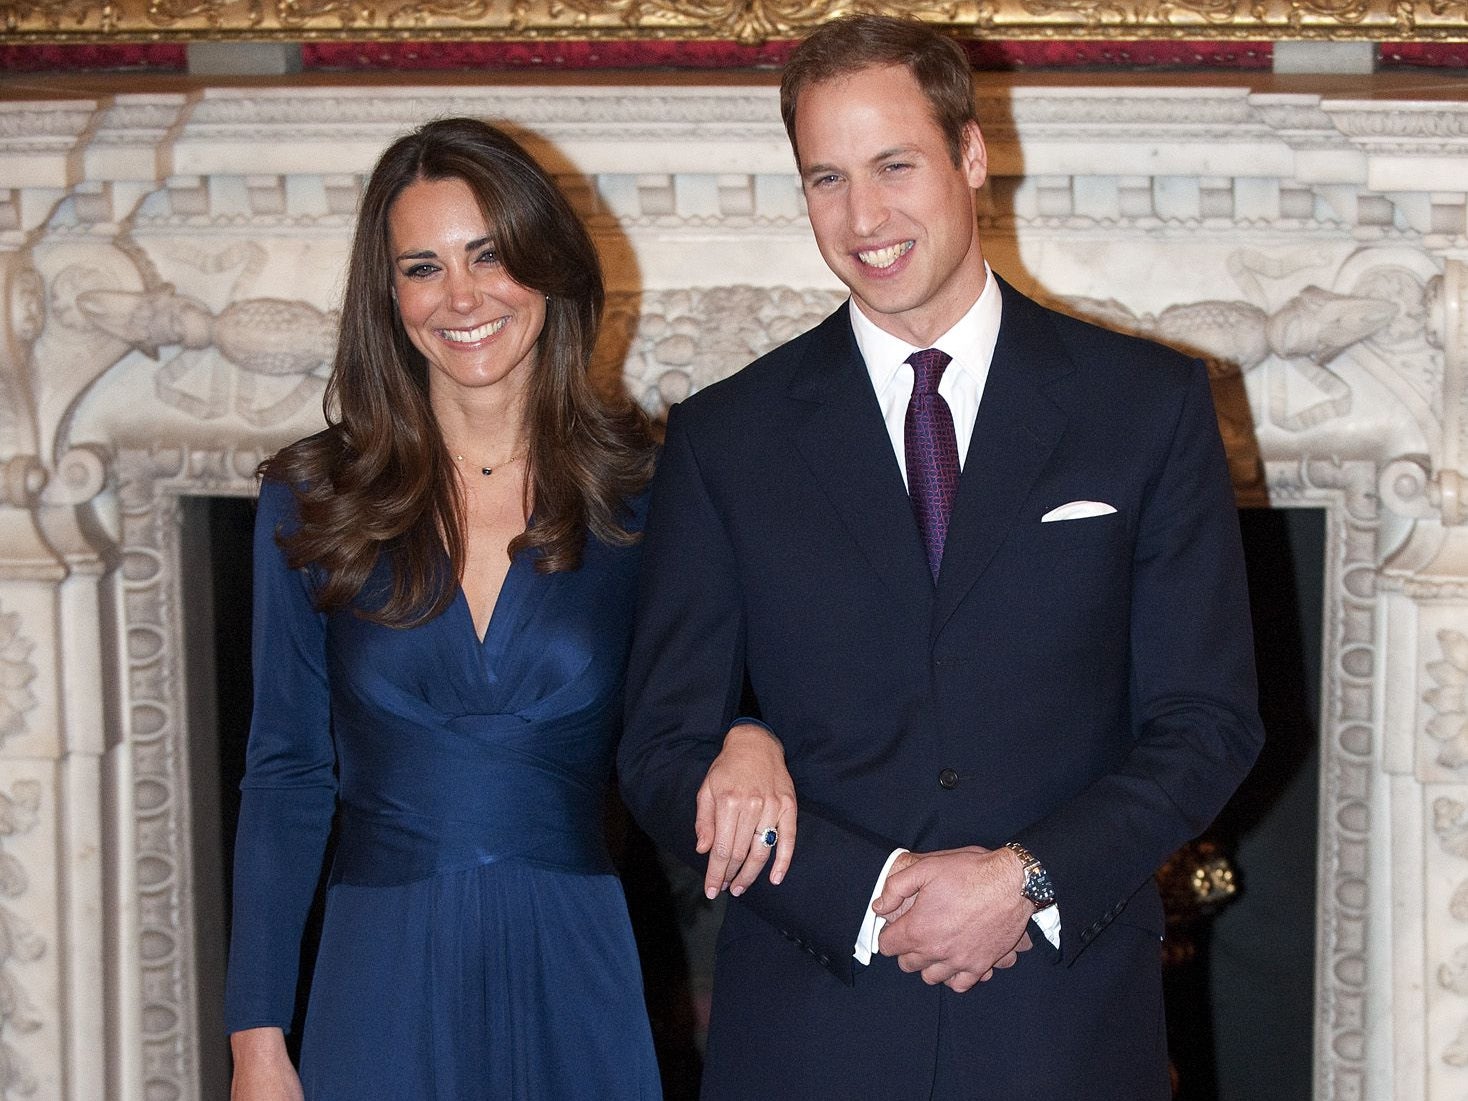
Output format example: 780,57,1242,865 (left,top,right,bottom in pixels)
481,467,493,476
